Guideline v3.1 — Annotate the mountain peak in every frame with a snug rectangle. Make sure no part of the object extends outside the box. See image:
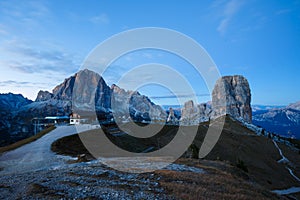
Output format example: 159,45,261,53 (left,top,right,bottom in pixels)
77,68,98,76
287,101,300,110
35,90,53,102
